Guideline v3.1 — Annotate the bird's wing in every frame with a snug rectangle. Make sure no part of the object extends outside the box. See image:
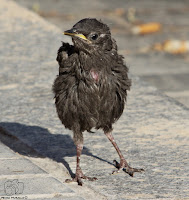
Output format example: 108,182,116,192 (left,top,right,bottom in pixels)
56,42,75,67
56,42,78,75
